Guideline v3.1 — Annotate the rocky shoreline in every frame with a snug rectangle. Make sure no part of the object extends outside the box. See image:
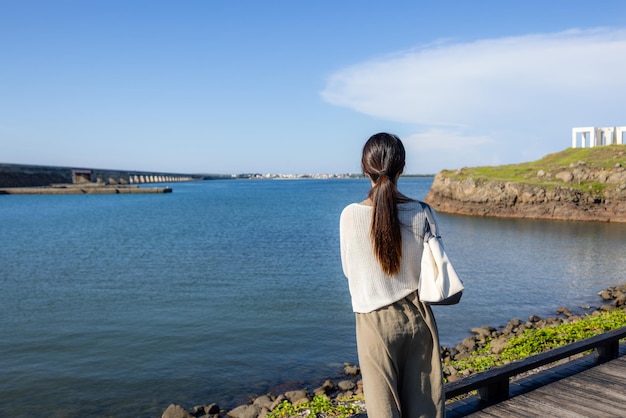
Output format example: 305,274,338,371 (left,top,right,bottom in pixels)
161,284,626,418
